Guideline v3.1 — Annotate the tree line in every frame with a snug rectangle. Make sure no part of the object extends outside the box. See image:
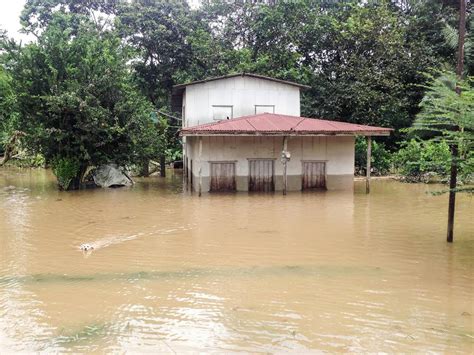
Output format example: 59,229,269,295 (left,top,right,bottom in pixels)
0,0,472,190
